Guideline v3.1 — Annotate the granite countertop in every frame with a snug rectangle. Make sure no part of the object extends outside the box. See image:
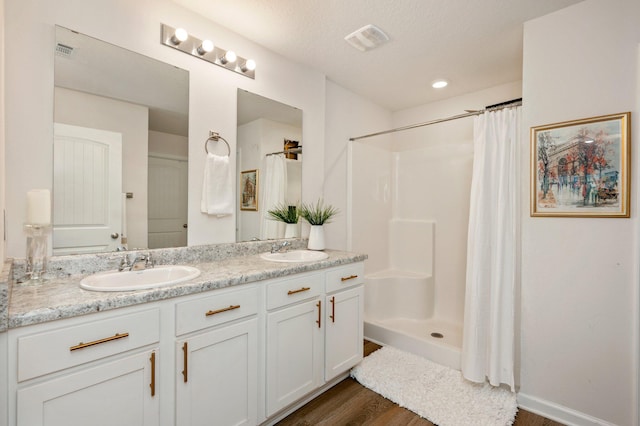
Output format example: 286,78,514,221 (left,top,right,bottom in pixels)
0,260,11,332
7,248,367,330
